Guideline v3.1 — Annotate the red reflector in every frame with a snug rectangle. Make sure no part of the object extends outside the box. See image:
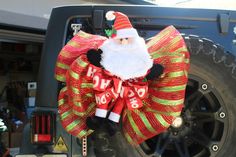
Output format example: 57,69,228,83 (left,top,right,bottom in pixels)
36,115,39,134
47,115,50,134
34,134,51,142
42,115,45,134
31,112,55,144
